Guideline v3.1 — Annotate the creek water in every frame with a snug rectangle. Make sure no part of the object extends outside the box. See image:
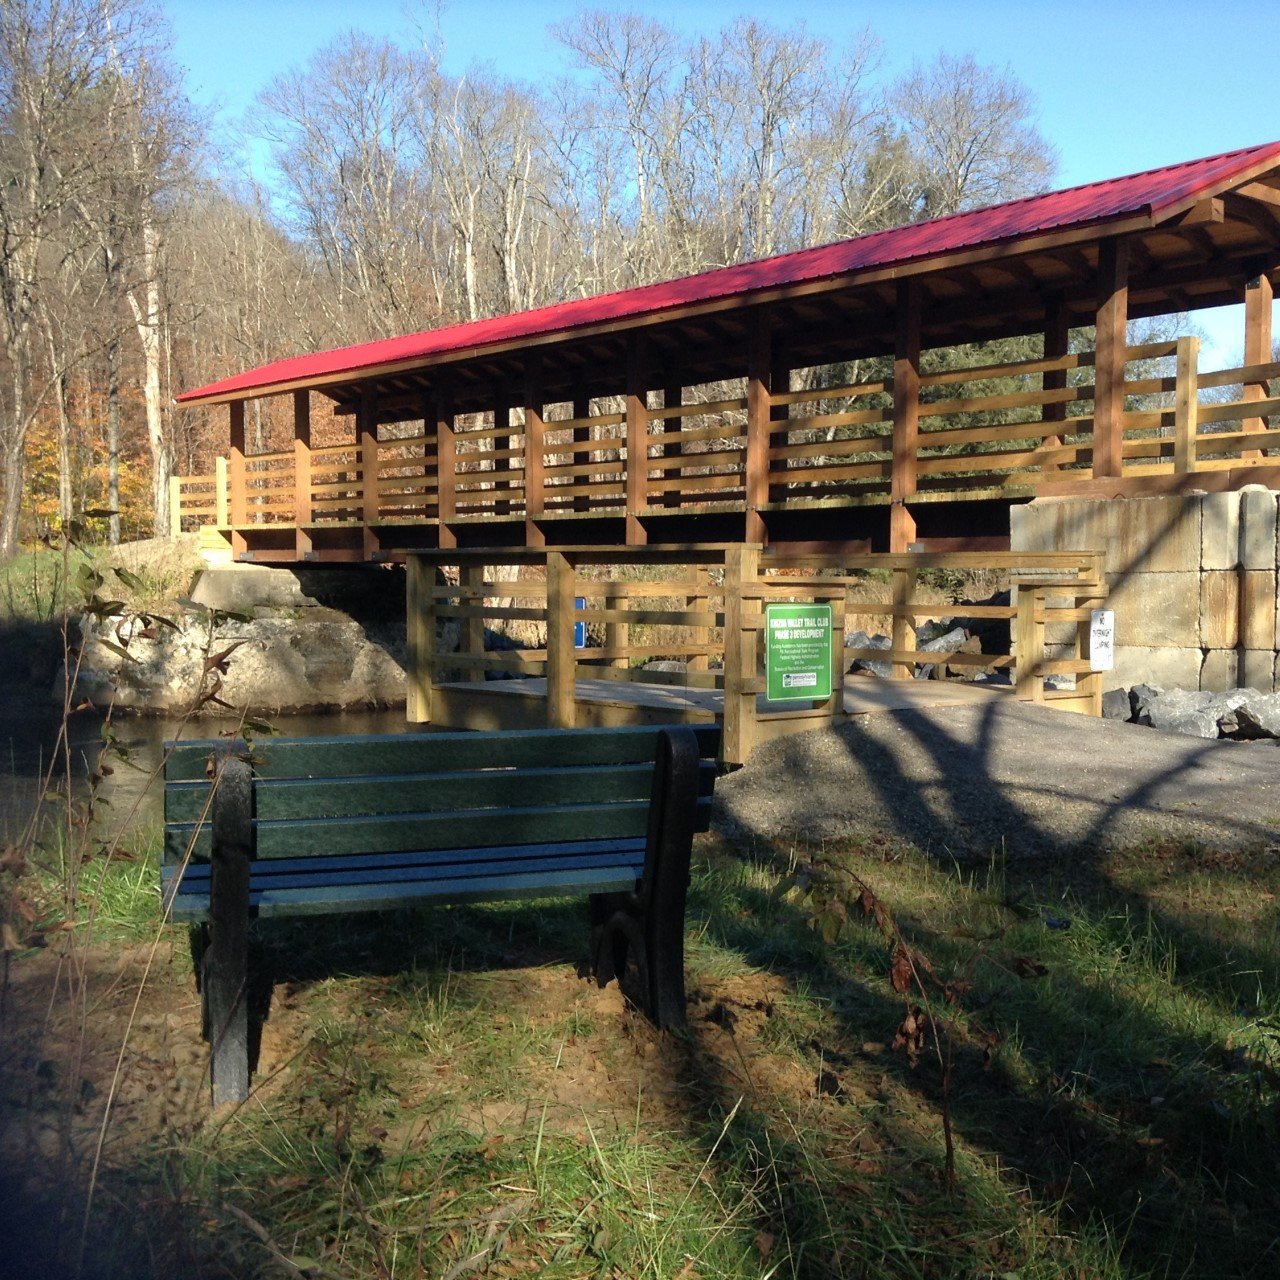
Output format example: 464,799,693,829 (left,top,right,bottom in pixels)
0,693,420,843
